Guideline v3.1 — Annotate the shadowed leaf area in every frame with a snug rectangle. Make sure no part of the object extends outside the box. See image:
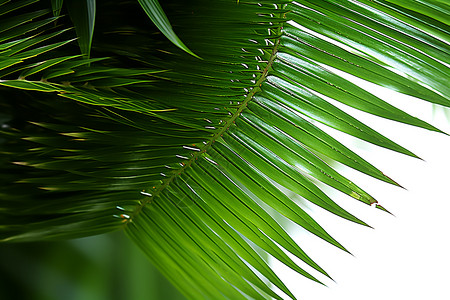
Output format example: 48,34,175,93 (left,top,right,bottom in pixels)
0,0,448,299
